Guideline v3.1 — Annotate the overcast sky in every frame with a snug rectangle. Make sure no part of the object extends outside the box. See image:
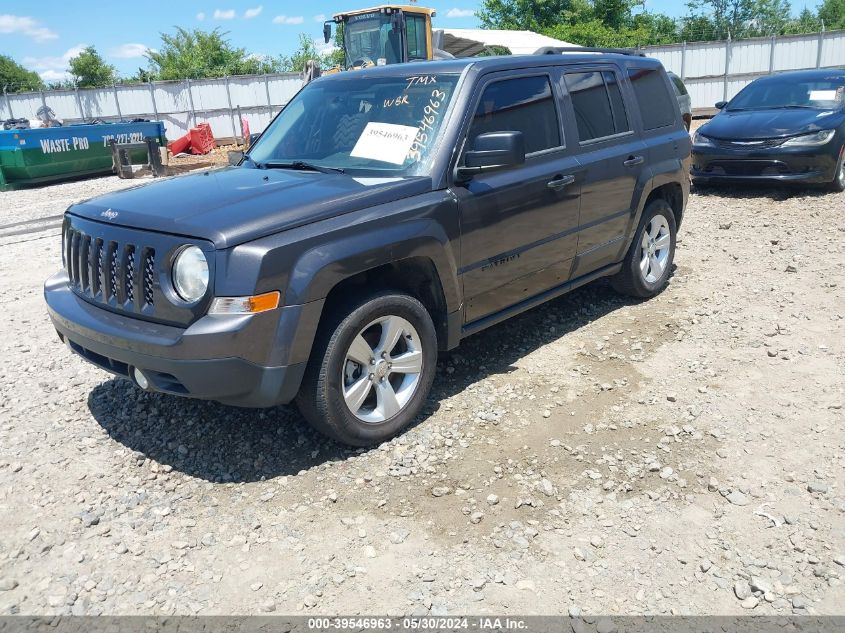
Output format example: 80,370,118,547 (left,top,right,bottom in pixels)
0,0,820,82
